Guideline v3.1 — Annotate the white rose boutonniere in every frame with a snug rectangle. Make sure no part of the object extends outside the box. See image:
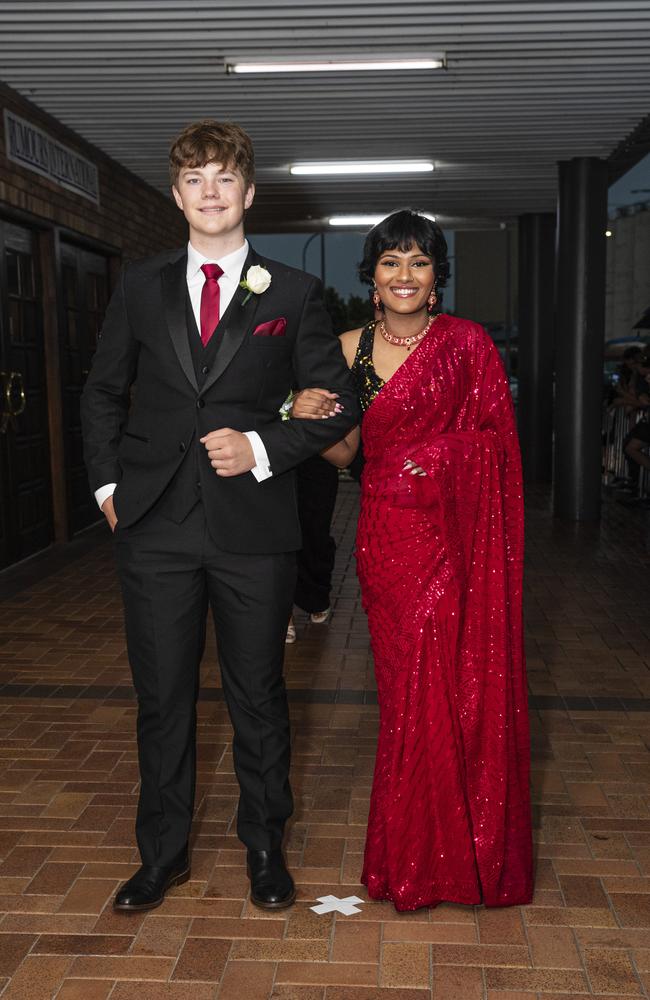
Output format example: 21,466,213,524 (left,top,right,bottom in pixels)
240,265,272,304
